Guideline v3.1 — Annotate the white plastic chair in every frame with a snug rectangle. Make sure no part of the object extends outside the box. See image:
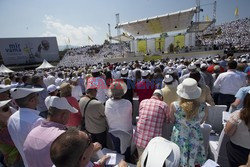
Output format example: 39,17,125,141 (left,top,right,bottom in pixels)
209,129,230,167
206,105,227,133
